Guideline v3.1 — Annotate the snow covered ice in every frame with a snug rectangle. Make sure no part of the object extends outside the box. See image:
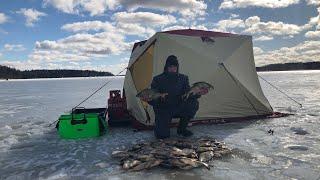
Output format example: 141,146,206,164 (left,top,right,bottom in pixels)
0,71,319,179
